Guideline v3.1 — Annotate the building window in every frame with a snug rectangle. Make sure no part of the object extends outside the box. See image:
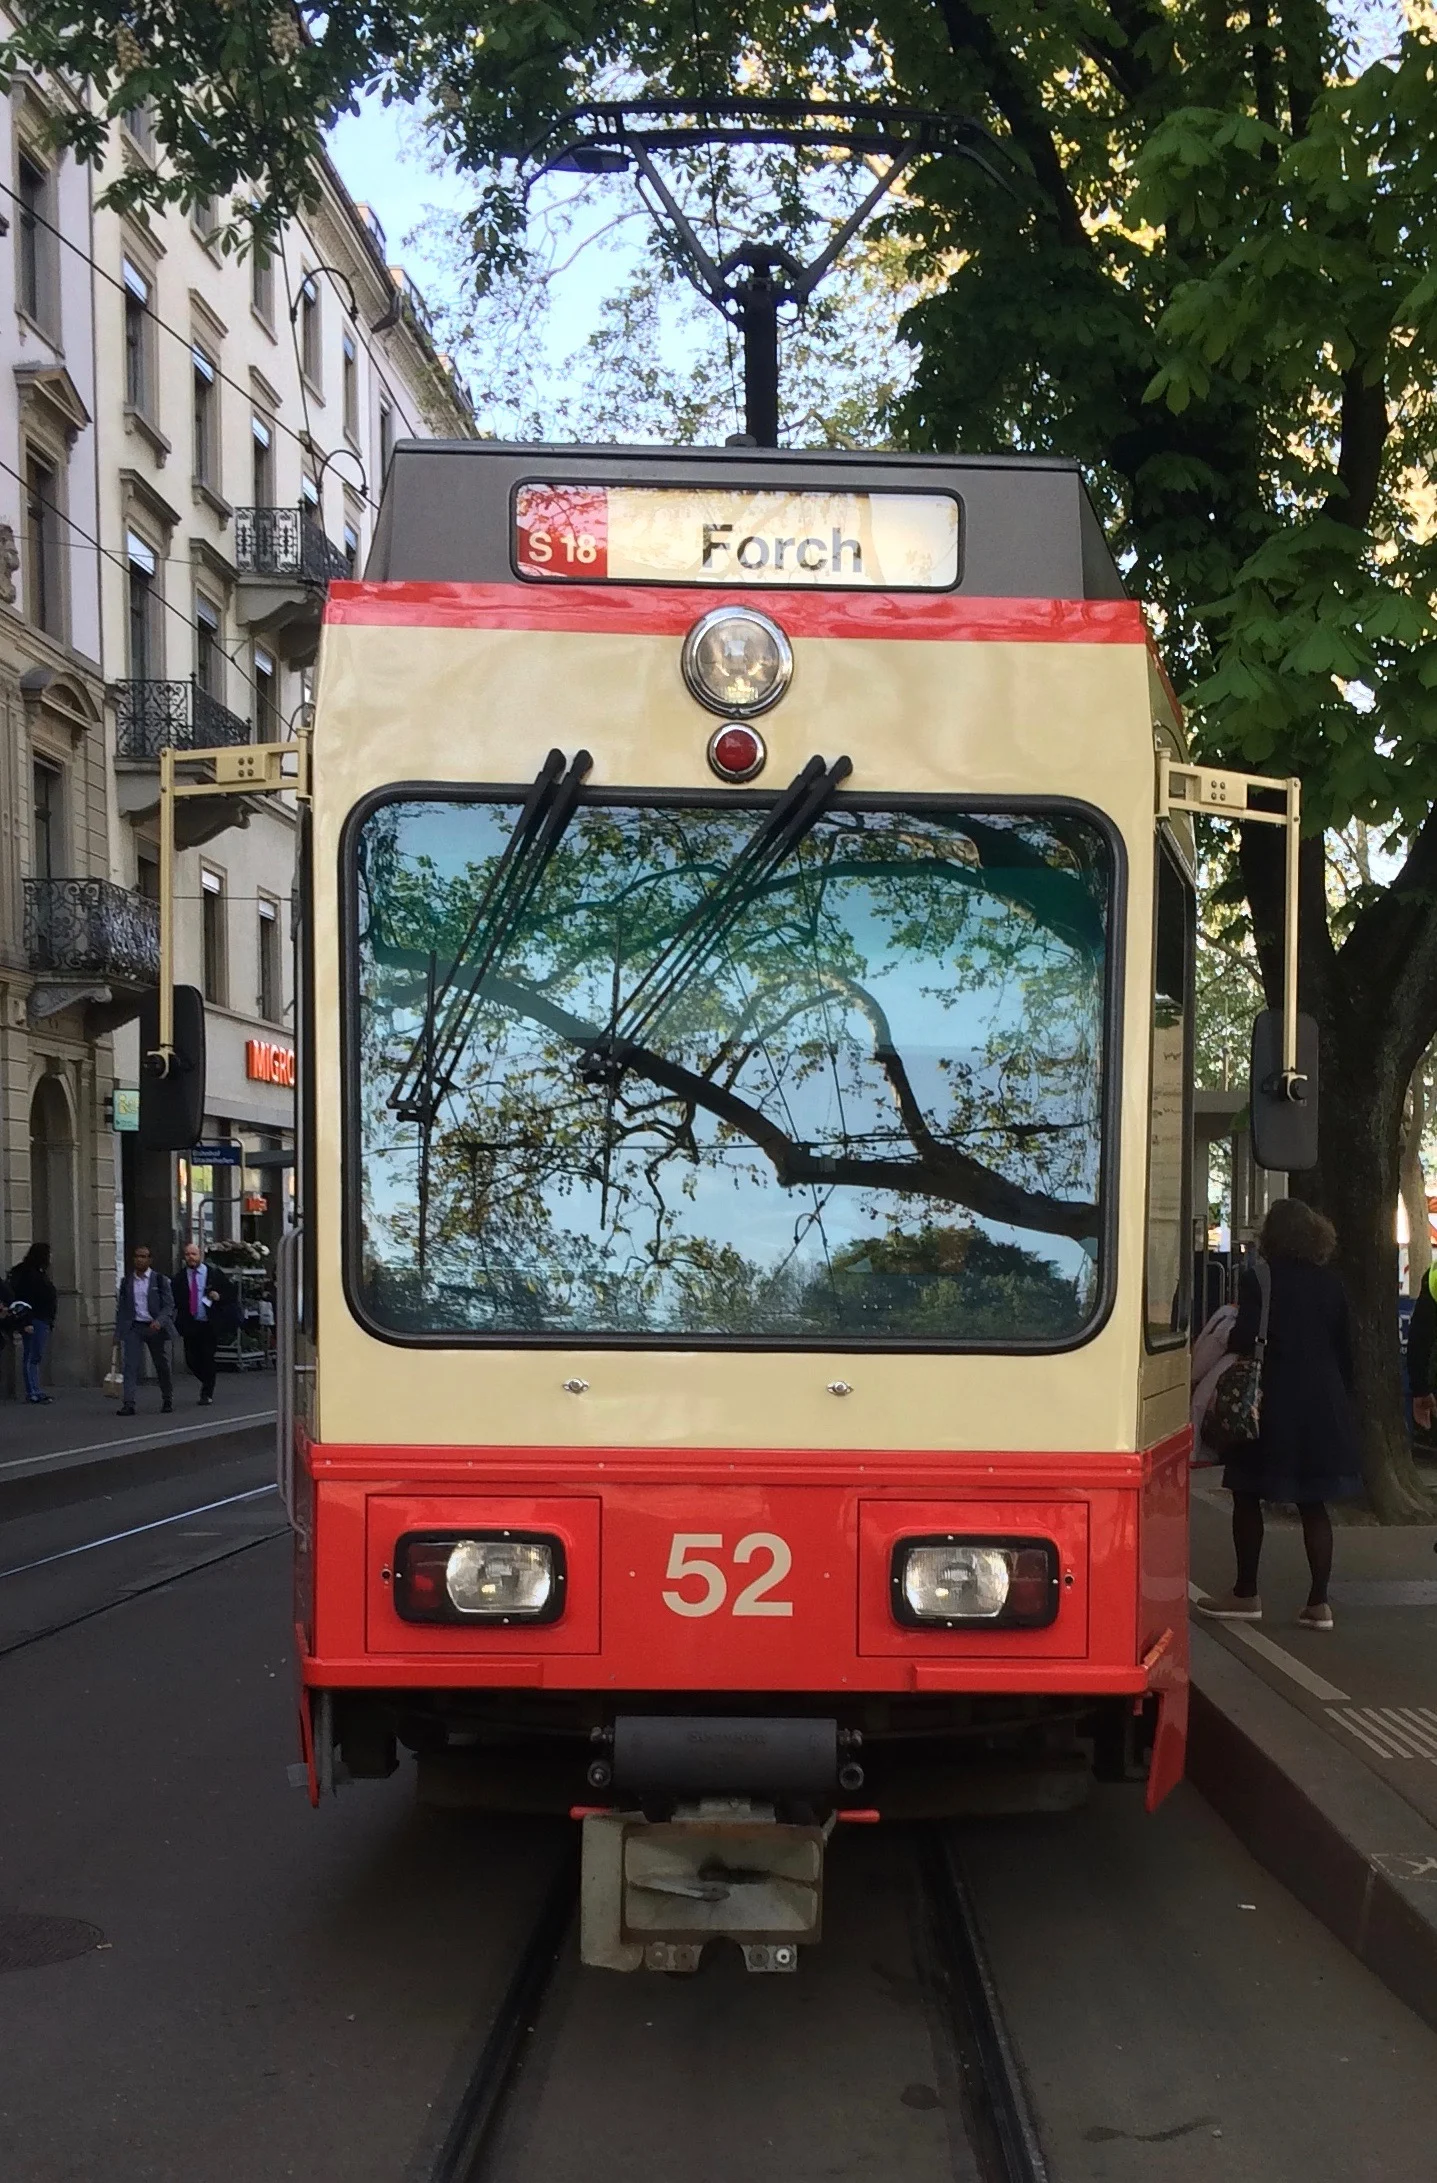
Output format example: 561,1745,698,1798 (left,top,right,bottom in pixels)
251,245,274,327
251,415,274,506
300,474,320,528
193,195,219,244
123,104,155,154
258,897,281,1022
192,345,217,487
23,447,63,637
254,646,278,743
32,759,62,878
378,396,393,479
342,332,358,440
300,274,321,387
126,530,160,679
137,851,159,901
16,150,56,332
123,259,155,418
201,868,227,1006
343,522,359,577
194,595,222,700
